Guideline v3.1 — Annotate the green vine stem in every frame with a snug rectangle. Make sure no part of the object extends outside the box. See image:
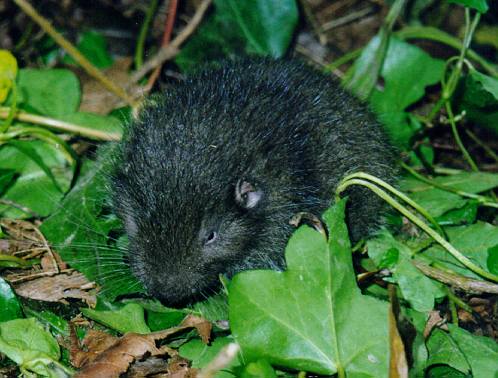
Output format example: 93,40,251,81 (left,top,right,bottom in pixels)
395,26,498,77
0,107,121,141
401,162,498,208
425,8,482,170
0,253,33,267
341,172,447,238
135,0,159,69
448,289,459,325
446,288,473,313
445,100,479,171
0,126,77,166
336,178,498,283
465,129,498,164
